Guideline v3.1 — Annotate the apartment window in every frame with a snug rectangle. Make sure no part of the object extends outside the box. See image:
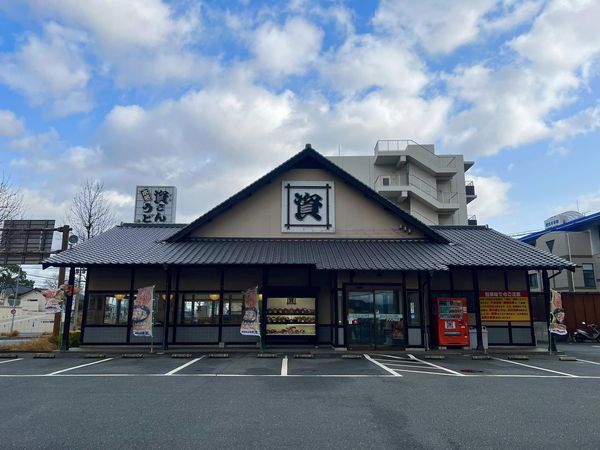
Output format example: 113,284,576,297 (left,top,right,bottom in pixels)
381,177,390,187
582,264,596,289
528,273,539,290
